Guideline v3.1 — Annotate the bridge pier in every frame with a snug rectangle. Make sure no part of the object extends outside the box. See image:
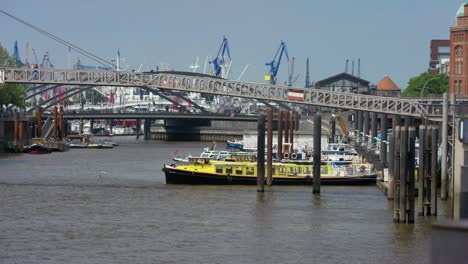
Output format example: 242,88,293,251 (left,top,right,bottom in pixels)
330,116,336,143
284,111,289,144
371,112,377,148
380,114,388,166
357,111,364,145
90,119,94,135
363,111,369,148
